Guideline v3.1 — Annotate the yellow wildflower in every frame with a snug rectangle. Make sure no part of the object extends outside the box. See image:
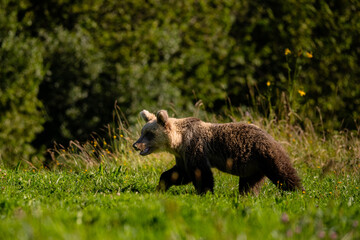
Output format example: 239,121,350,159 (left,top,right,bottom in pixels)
305,52,313,58
120,134,124,138
298,90,306,96
267,81,271,87
113,135,117,139
285,48,291,55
